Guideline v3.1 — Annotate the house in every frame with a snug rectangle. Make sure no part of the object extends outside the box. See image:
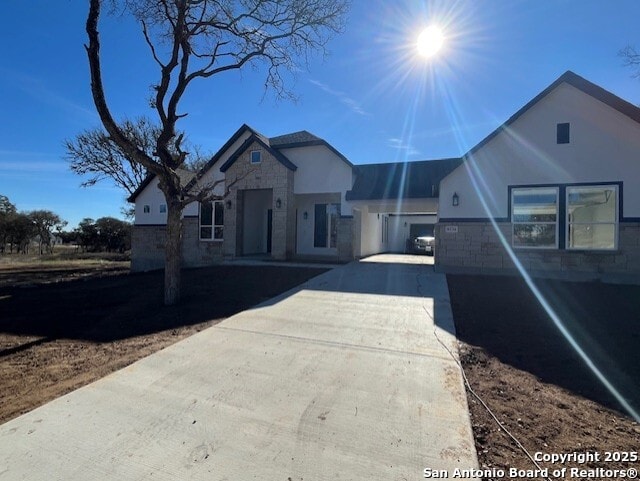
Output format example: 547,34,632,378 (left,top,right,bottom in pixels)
130,70,640,284
435,71,640,283
129,124,459,270
347,158,461,256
